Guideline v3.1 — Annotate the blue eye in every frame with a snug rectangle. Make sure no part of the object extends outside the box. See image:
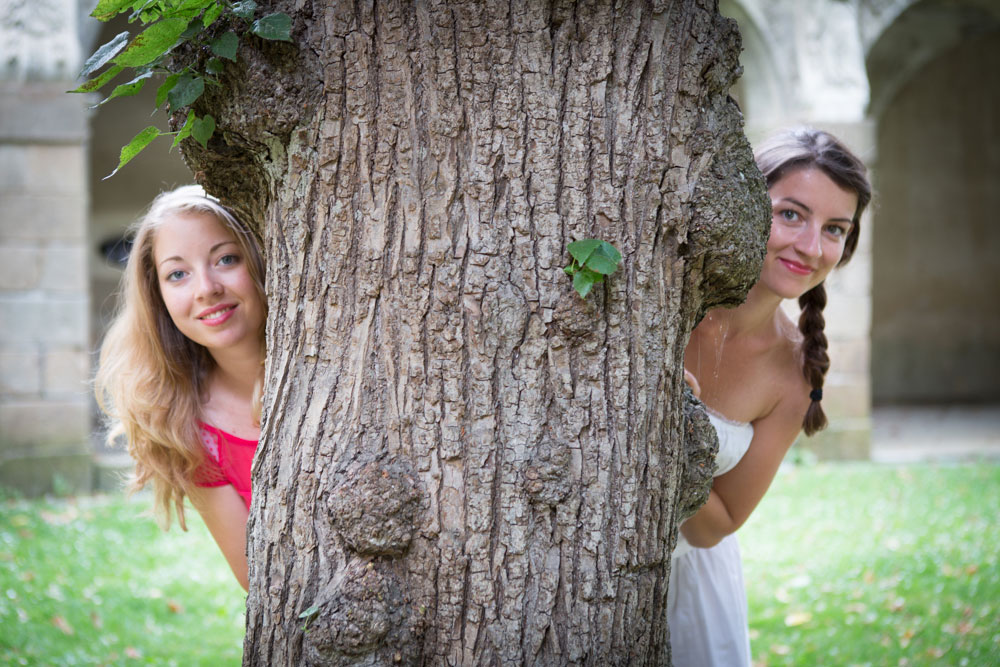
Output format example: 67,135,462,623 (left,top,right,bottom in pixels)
780,209,799,222
825,224,850,238
218,254,239,266
165,270,186,282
